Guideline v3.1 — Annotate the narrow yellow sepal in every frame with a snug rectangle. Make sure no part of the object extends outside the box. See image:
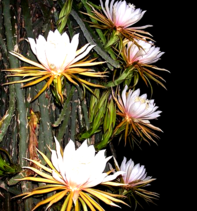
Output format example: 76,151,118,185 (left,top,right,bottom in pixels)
79,192,96,211
23,166,54,180
66,191,74,211
80,192,105,211
16,177,60,184
24,158,52,173
22,74,51,88
22,186,66,199
45,190,68,210
31,190,67,211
